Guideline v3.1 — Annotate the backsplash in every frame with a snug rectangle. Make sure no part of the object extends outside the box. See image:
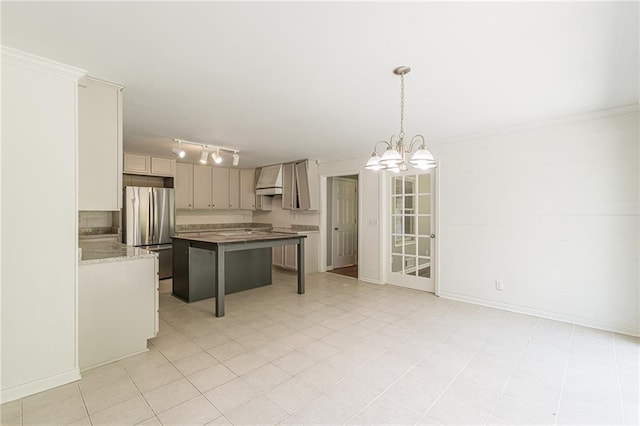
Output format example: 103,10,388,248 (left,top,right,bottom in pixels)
79,211,119,236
